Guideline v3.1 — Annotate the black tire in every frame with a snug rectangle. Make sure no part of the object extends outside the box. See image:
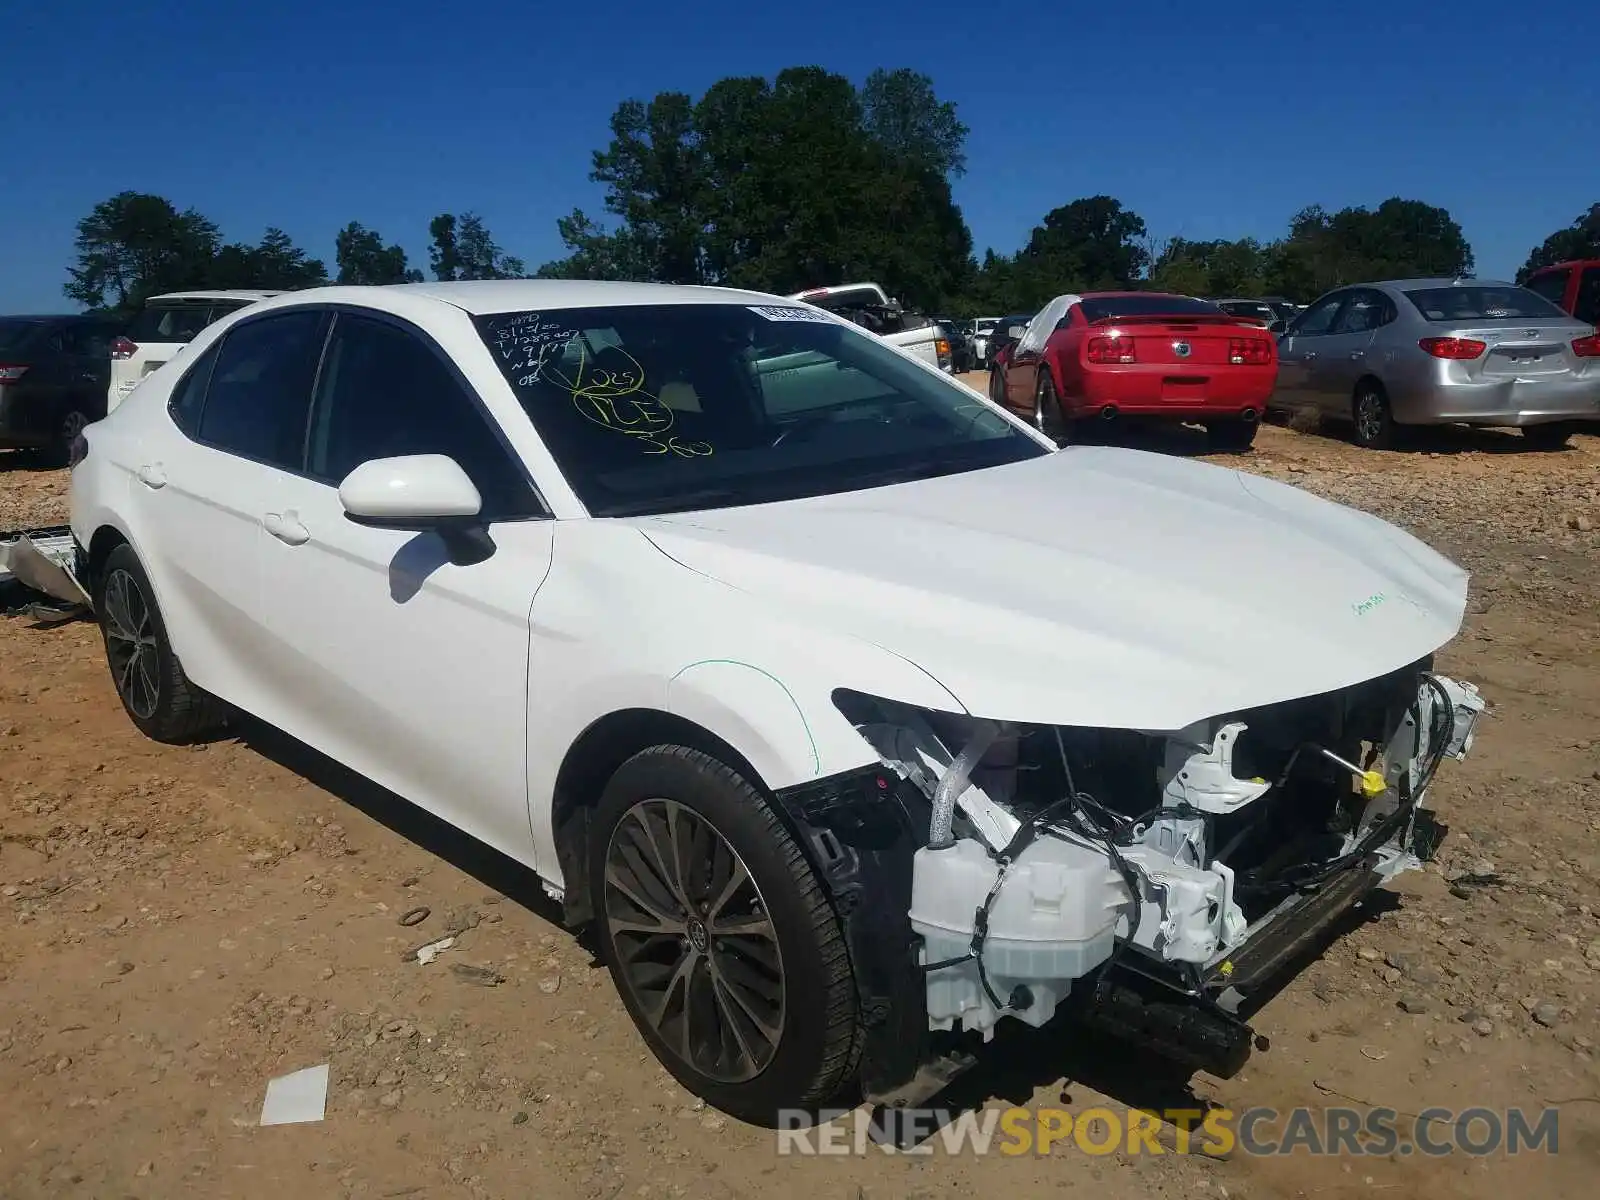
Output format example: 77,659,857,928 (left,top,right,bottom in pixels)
37,408,94,468
94,544,227,742
1521,422,1577,450
988,365,1006,406
1033,370,1076,444
589,745,858,1124
1351,382,1399,450
1206,417,1259,452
